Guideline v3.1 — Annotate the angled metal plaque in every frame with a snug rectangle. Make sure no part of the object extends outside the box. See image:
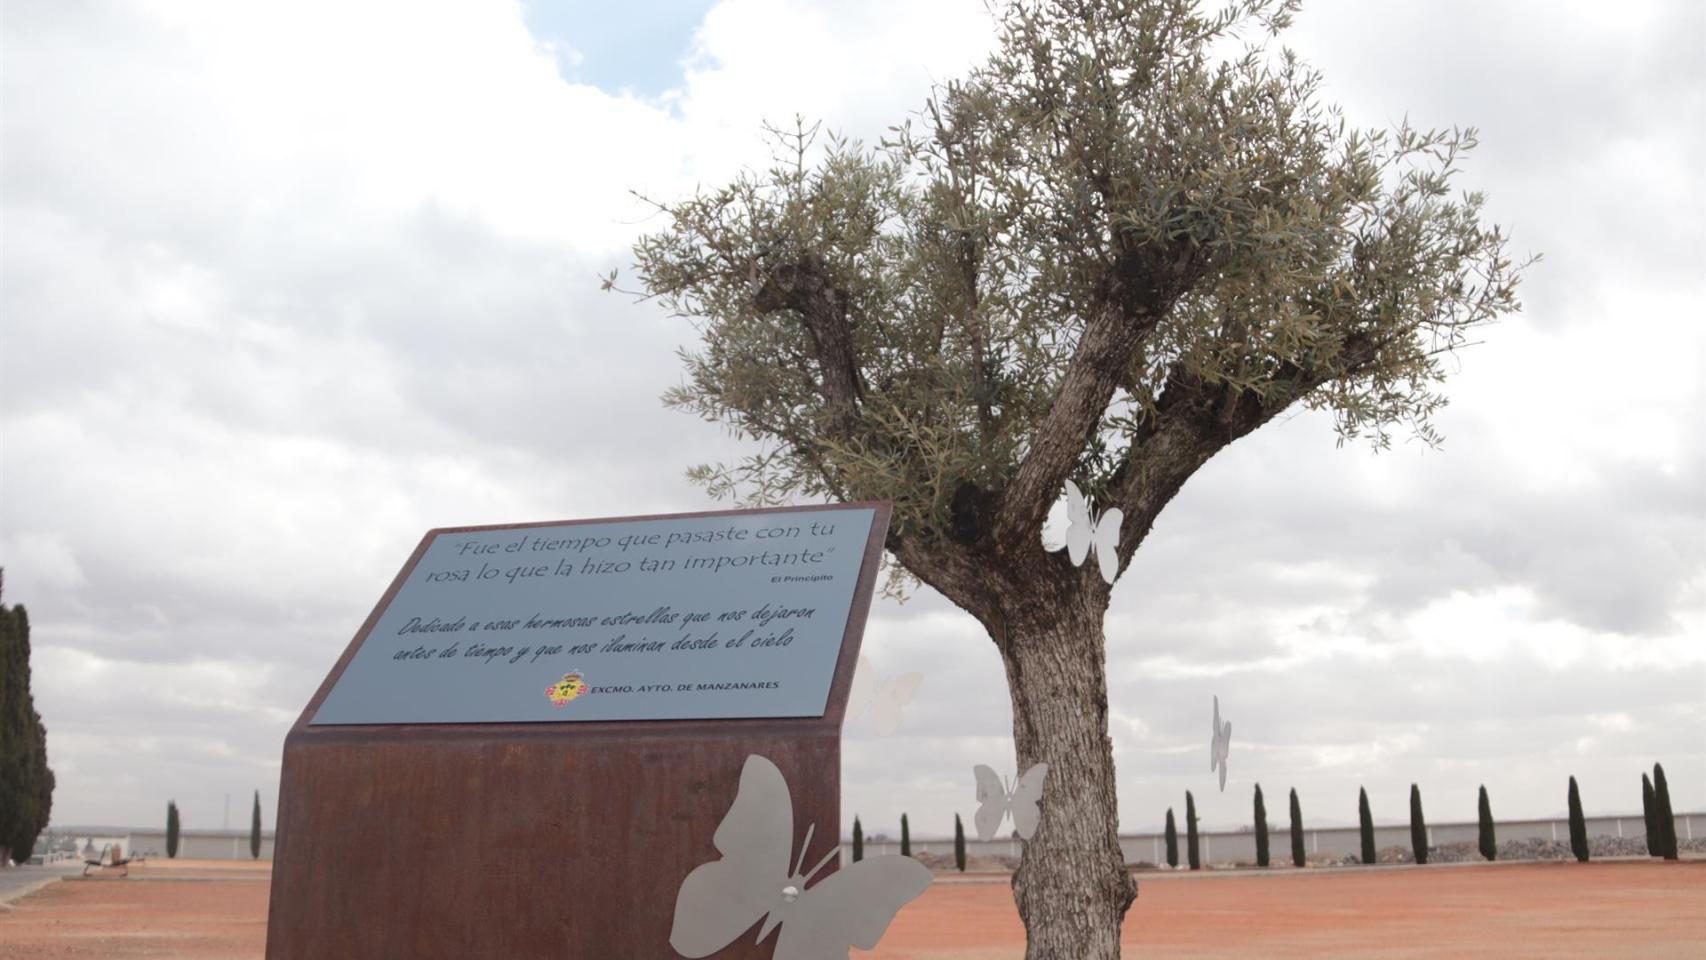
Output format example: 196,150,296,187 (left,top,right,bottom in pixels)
310,504,883,725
